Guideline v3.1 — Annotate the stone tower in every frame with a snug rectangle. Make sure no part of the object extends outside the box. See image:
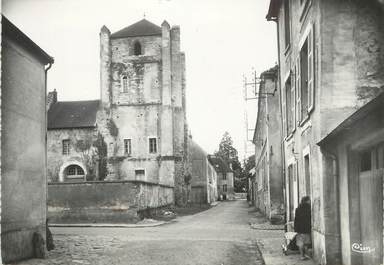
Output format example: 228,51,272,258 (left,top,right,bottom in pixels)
99,19,189,205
